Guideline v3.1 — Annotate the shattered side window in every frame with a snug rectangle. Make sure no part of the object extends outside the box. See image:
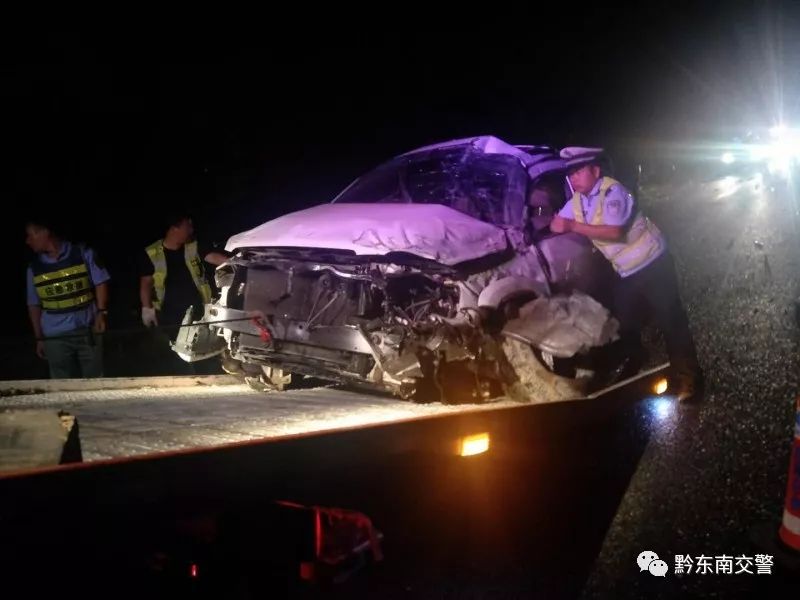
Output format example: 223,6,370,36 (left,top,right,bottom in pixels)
334,147,527,226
